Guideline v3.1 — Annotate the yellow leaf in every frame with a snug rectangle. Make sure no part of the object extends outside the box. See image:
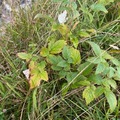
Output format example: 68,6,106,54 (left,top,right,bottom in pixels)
70,47,81,65
28,61,48,89
40,47,49,57
40,70,48,81
29,73,41,89
49,40,66,54
58,24,69,36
